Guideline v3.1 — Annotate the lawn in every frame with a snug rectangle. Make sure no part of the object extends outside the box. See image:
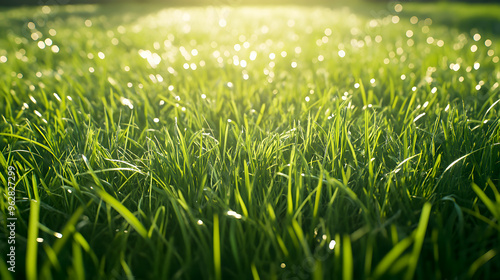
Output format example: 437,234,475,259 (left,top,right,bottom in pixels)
0,1,500,279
